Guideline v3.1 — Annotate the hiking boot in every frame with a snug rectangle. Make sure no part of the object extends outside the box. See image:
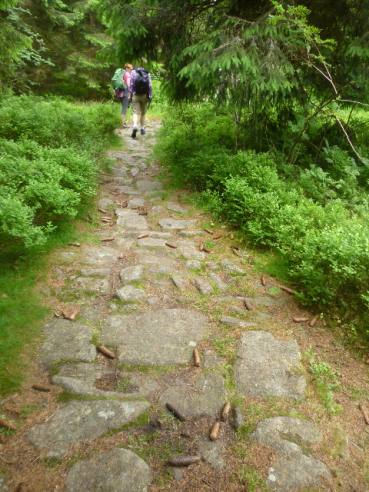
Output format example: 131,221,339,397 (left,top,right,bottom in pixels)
140,128,146,136
131,128,137,139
